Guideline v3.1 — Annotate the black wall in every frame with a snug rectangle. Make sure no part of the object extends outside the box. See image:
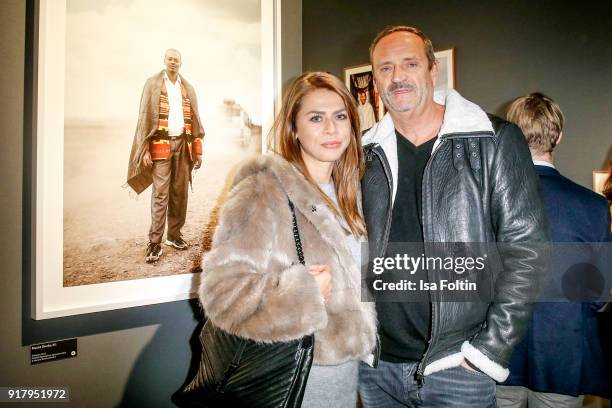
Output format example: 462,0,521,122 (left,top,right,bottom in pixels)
303,0,612,188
